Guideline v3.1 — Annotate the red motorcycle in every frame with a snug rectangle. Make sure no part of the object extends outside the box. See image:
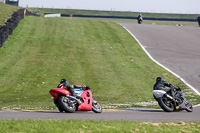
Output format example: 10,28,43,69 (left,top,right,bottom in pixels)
49,85,102,113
